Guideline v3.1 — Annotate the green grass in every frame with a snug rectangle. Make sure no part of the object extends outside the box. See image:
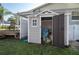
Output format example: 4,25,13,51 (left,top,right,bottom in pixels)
0,25,9,30
0,39,79,55
0,25,15,30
